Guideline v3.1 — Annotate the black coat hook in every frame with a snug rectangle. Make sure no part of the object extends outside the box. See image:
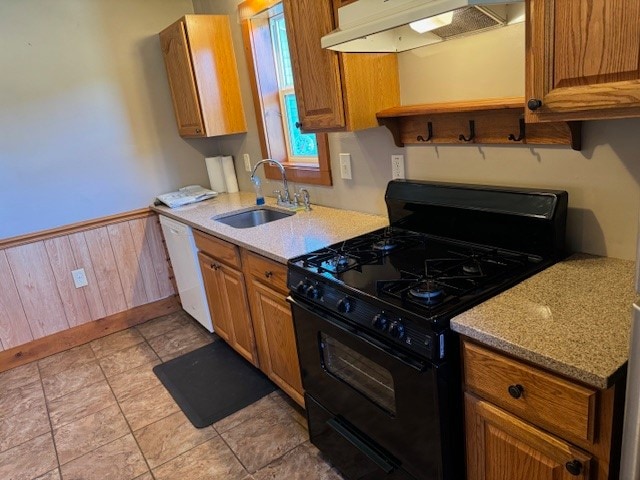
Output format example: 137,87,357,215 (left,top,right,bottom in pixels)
459,120,475,142
508,118,526,142
417,122,433,142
